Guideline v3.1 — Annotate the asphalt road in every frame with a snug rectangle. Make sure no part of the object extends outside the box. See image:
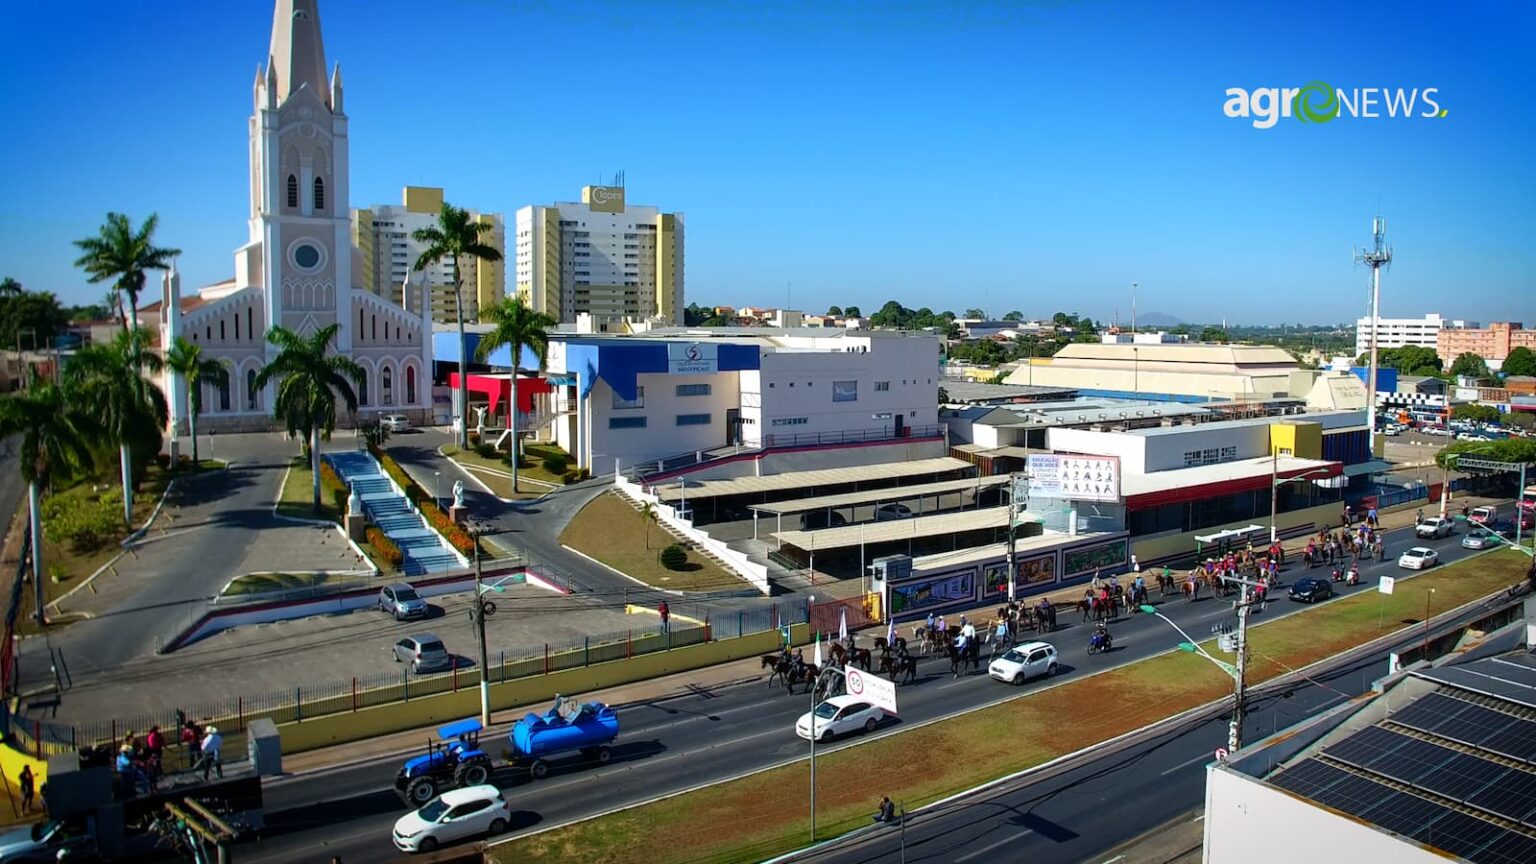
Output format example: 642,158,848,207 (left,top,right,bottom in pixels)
230,515,1497,864
786,654,1393,864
